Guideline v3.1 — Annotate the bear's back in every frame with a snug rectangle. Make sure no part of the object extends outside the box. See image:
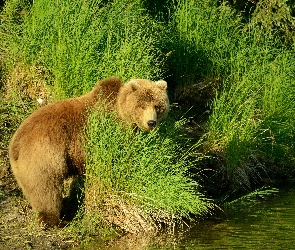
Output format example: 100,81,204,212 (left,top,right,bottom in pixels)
9,97,88,162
